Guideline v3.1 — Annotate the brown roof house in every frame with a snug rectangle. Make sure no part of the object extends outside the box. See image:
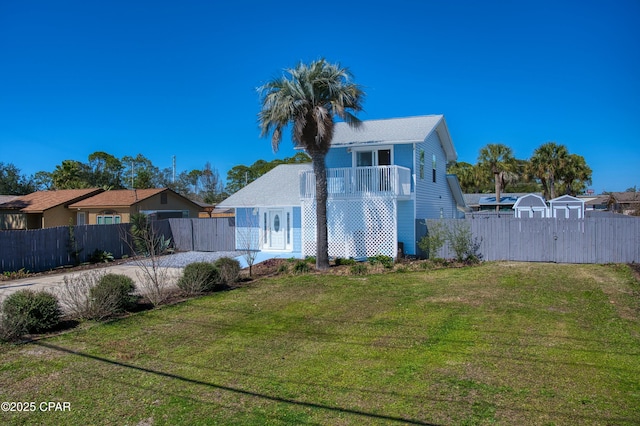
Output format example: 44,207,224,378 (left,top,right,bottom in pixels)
68,188,202,224
609,192,640,216
0,189,104,229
